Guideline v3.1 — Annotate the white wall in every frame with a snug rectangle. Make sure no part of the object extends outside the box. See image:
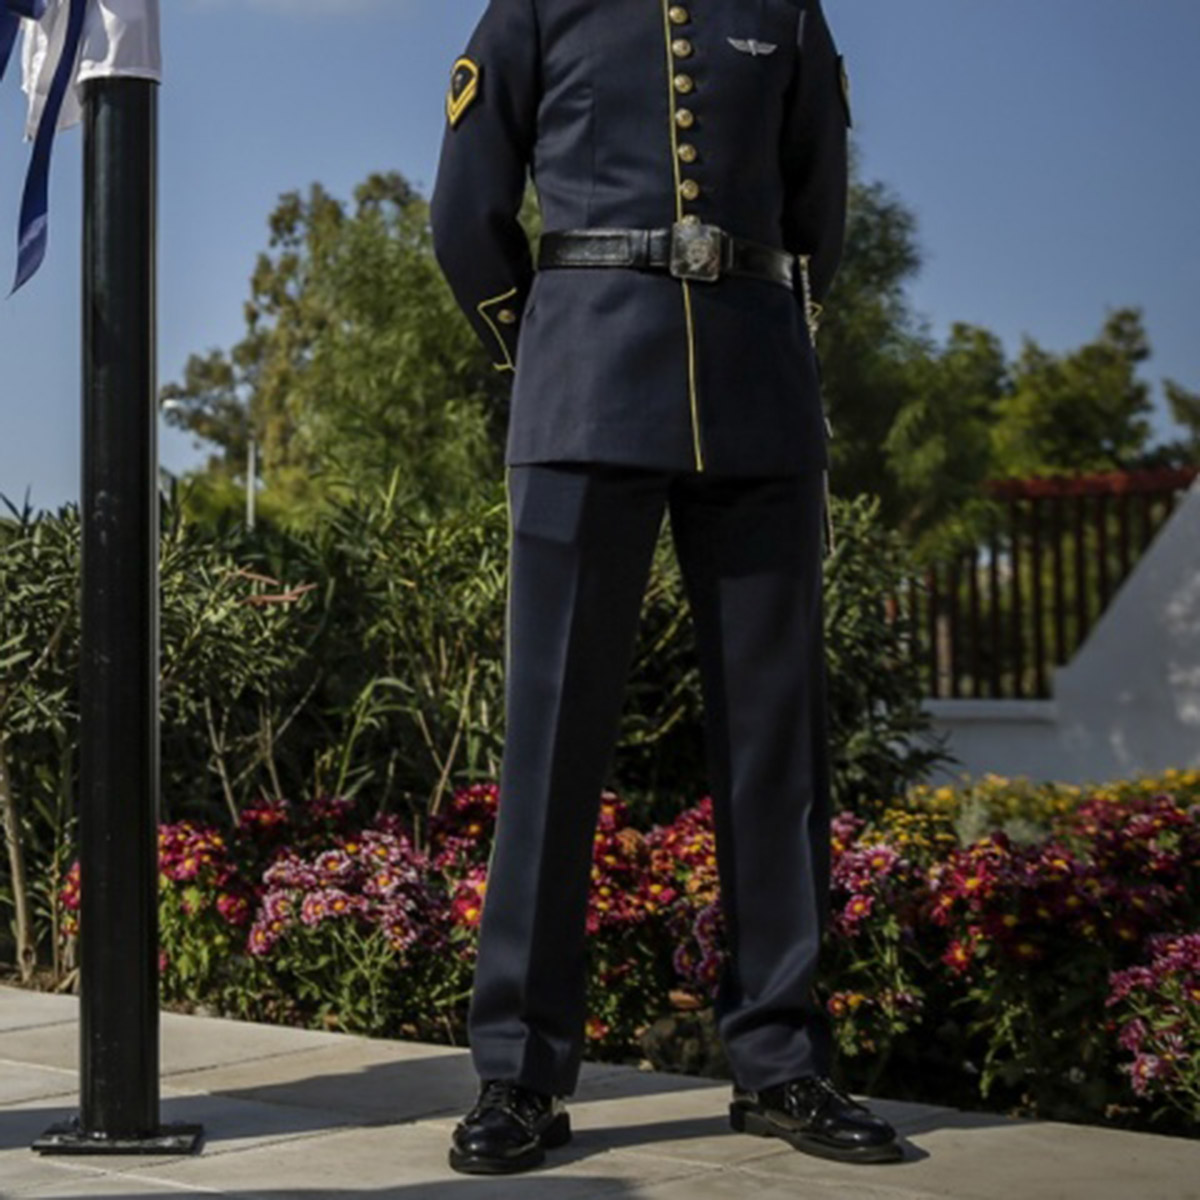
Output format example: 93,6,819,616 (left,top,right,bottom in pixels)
918,475,1200,788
